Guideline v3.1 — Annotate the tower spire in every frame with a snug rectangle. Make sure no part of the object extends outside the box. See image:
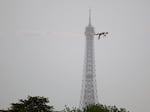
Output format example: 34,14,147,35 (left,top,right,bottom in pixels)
89,8,91,26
